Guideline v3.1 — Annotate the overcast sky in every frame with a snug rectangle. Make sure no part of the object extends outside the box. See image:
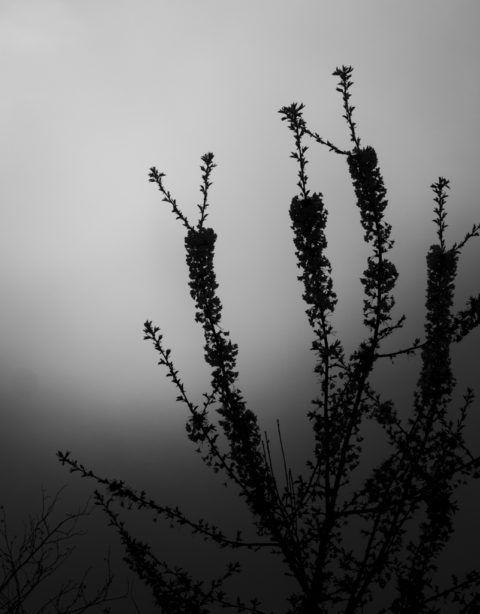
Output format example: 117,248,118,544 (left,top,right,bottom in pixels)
1,1,480,611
